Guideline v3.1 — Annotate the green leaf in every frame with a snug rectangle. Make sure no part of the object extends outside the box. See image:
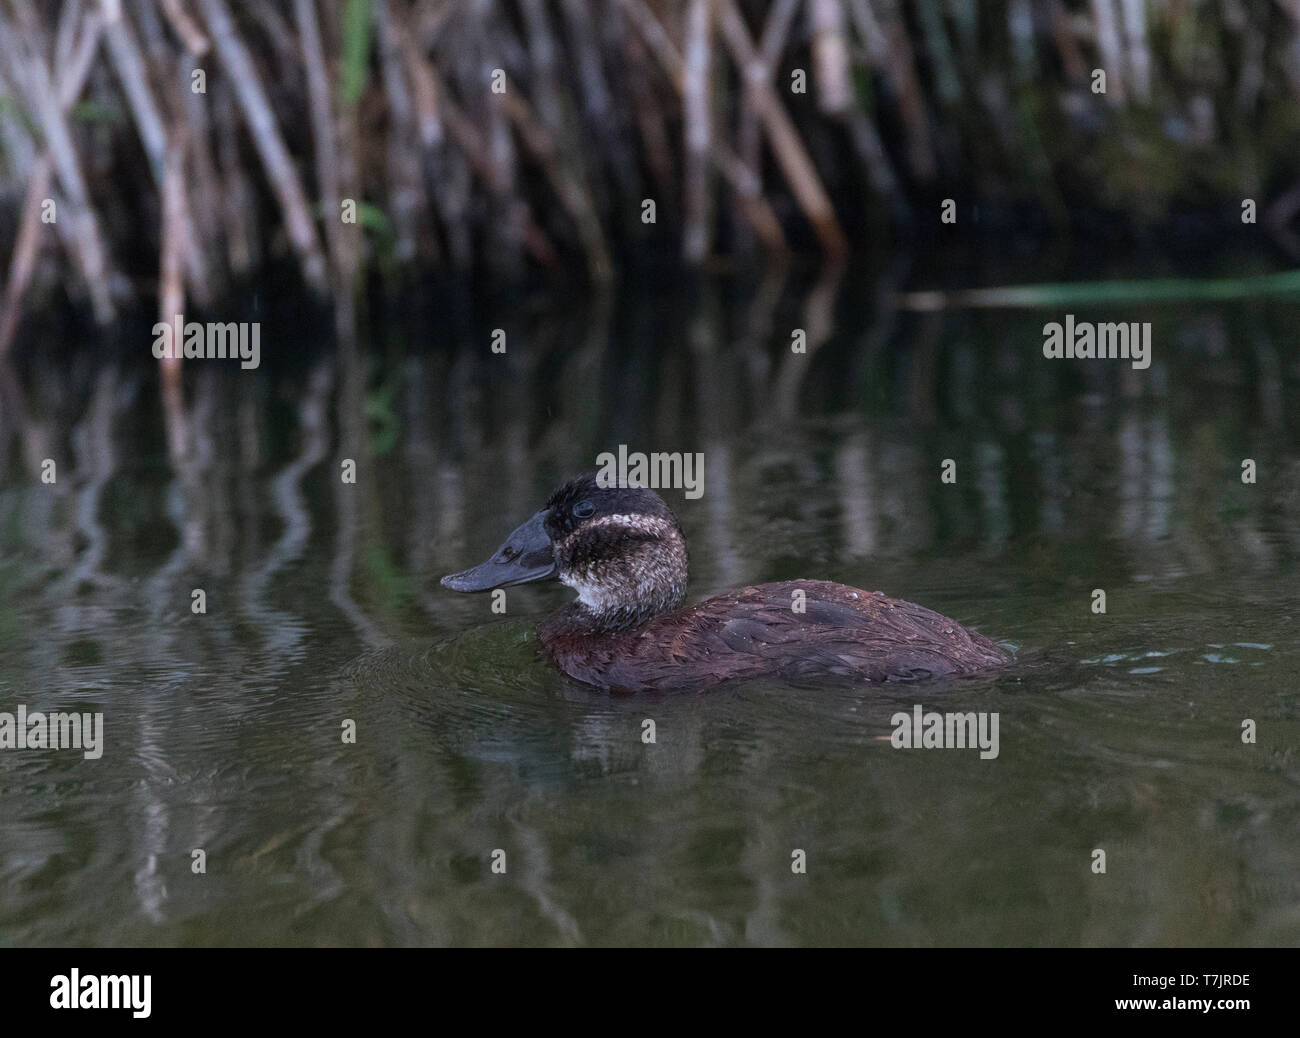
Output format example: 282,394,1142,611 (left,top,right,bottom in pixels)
340,0,373,107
